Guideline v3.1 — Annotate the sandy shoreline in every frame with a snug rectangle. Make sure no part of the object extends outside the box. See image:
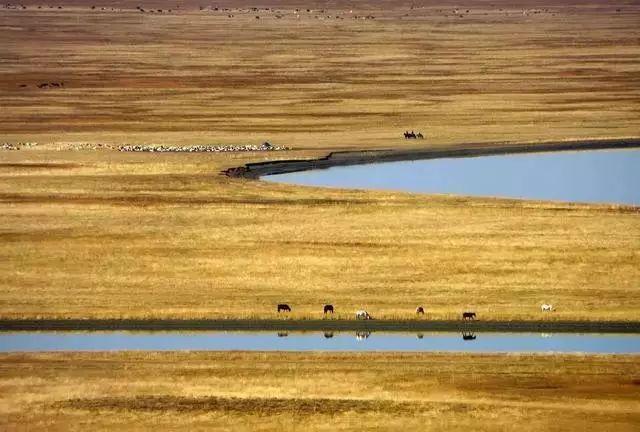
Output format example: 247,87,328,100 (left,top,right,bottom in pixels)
223,138,640,180
2,319,639,333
